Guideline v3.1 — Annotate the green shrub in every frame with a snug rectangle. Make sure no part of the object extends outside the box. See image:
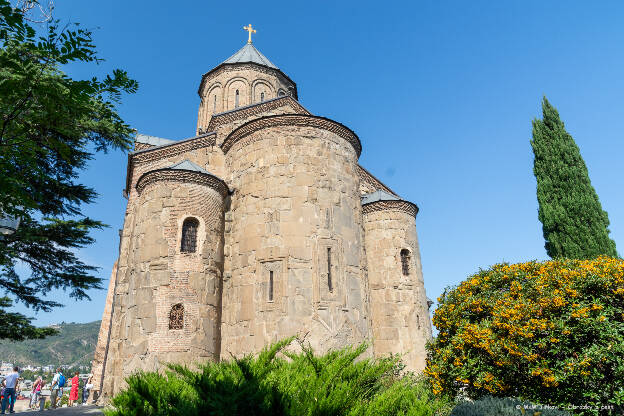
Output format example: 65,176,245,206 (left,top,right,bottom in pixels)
59,391,69,407
450,397,569,416
106,337,452,416
426,257,624,416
